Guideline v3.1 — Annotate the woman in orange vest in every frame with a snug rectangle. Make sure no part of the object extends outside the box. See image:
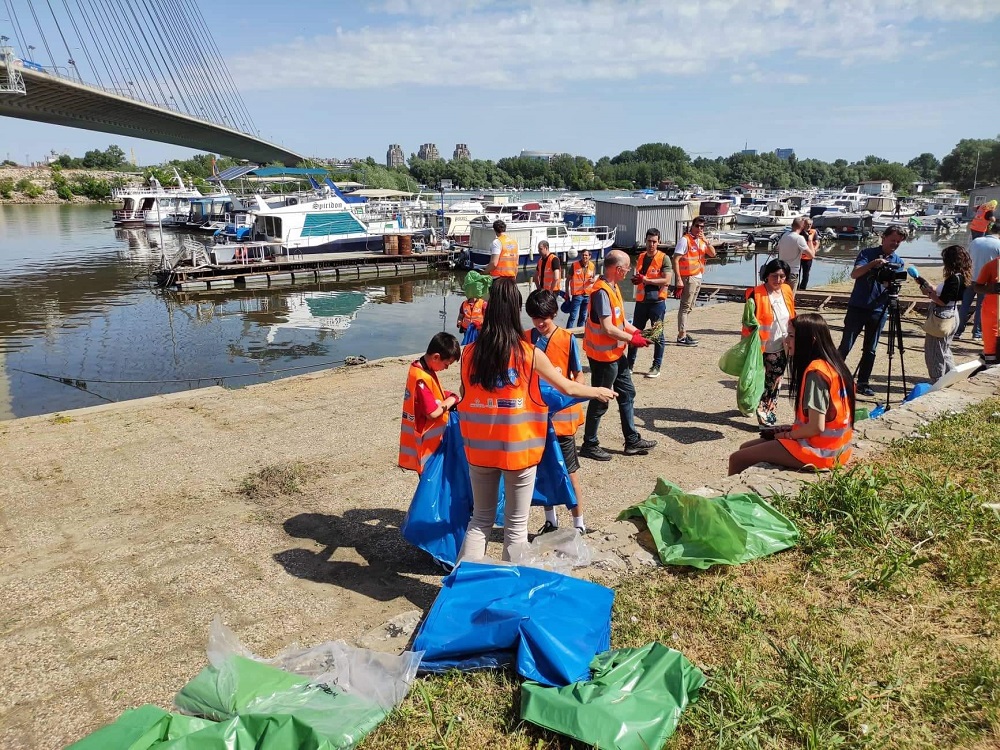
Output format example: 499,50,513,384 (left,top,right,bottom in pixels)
973,255,1000,364
969,200,997,239
565,248,596,328
457,278,615,562
744,258,796,426
484,219,519,278
398,332,462,474
728,313,855,475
